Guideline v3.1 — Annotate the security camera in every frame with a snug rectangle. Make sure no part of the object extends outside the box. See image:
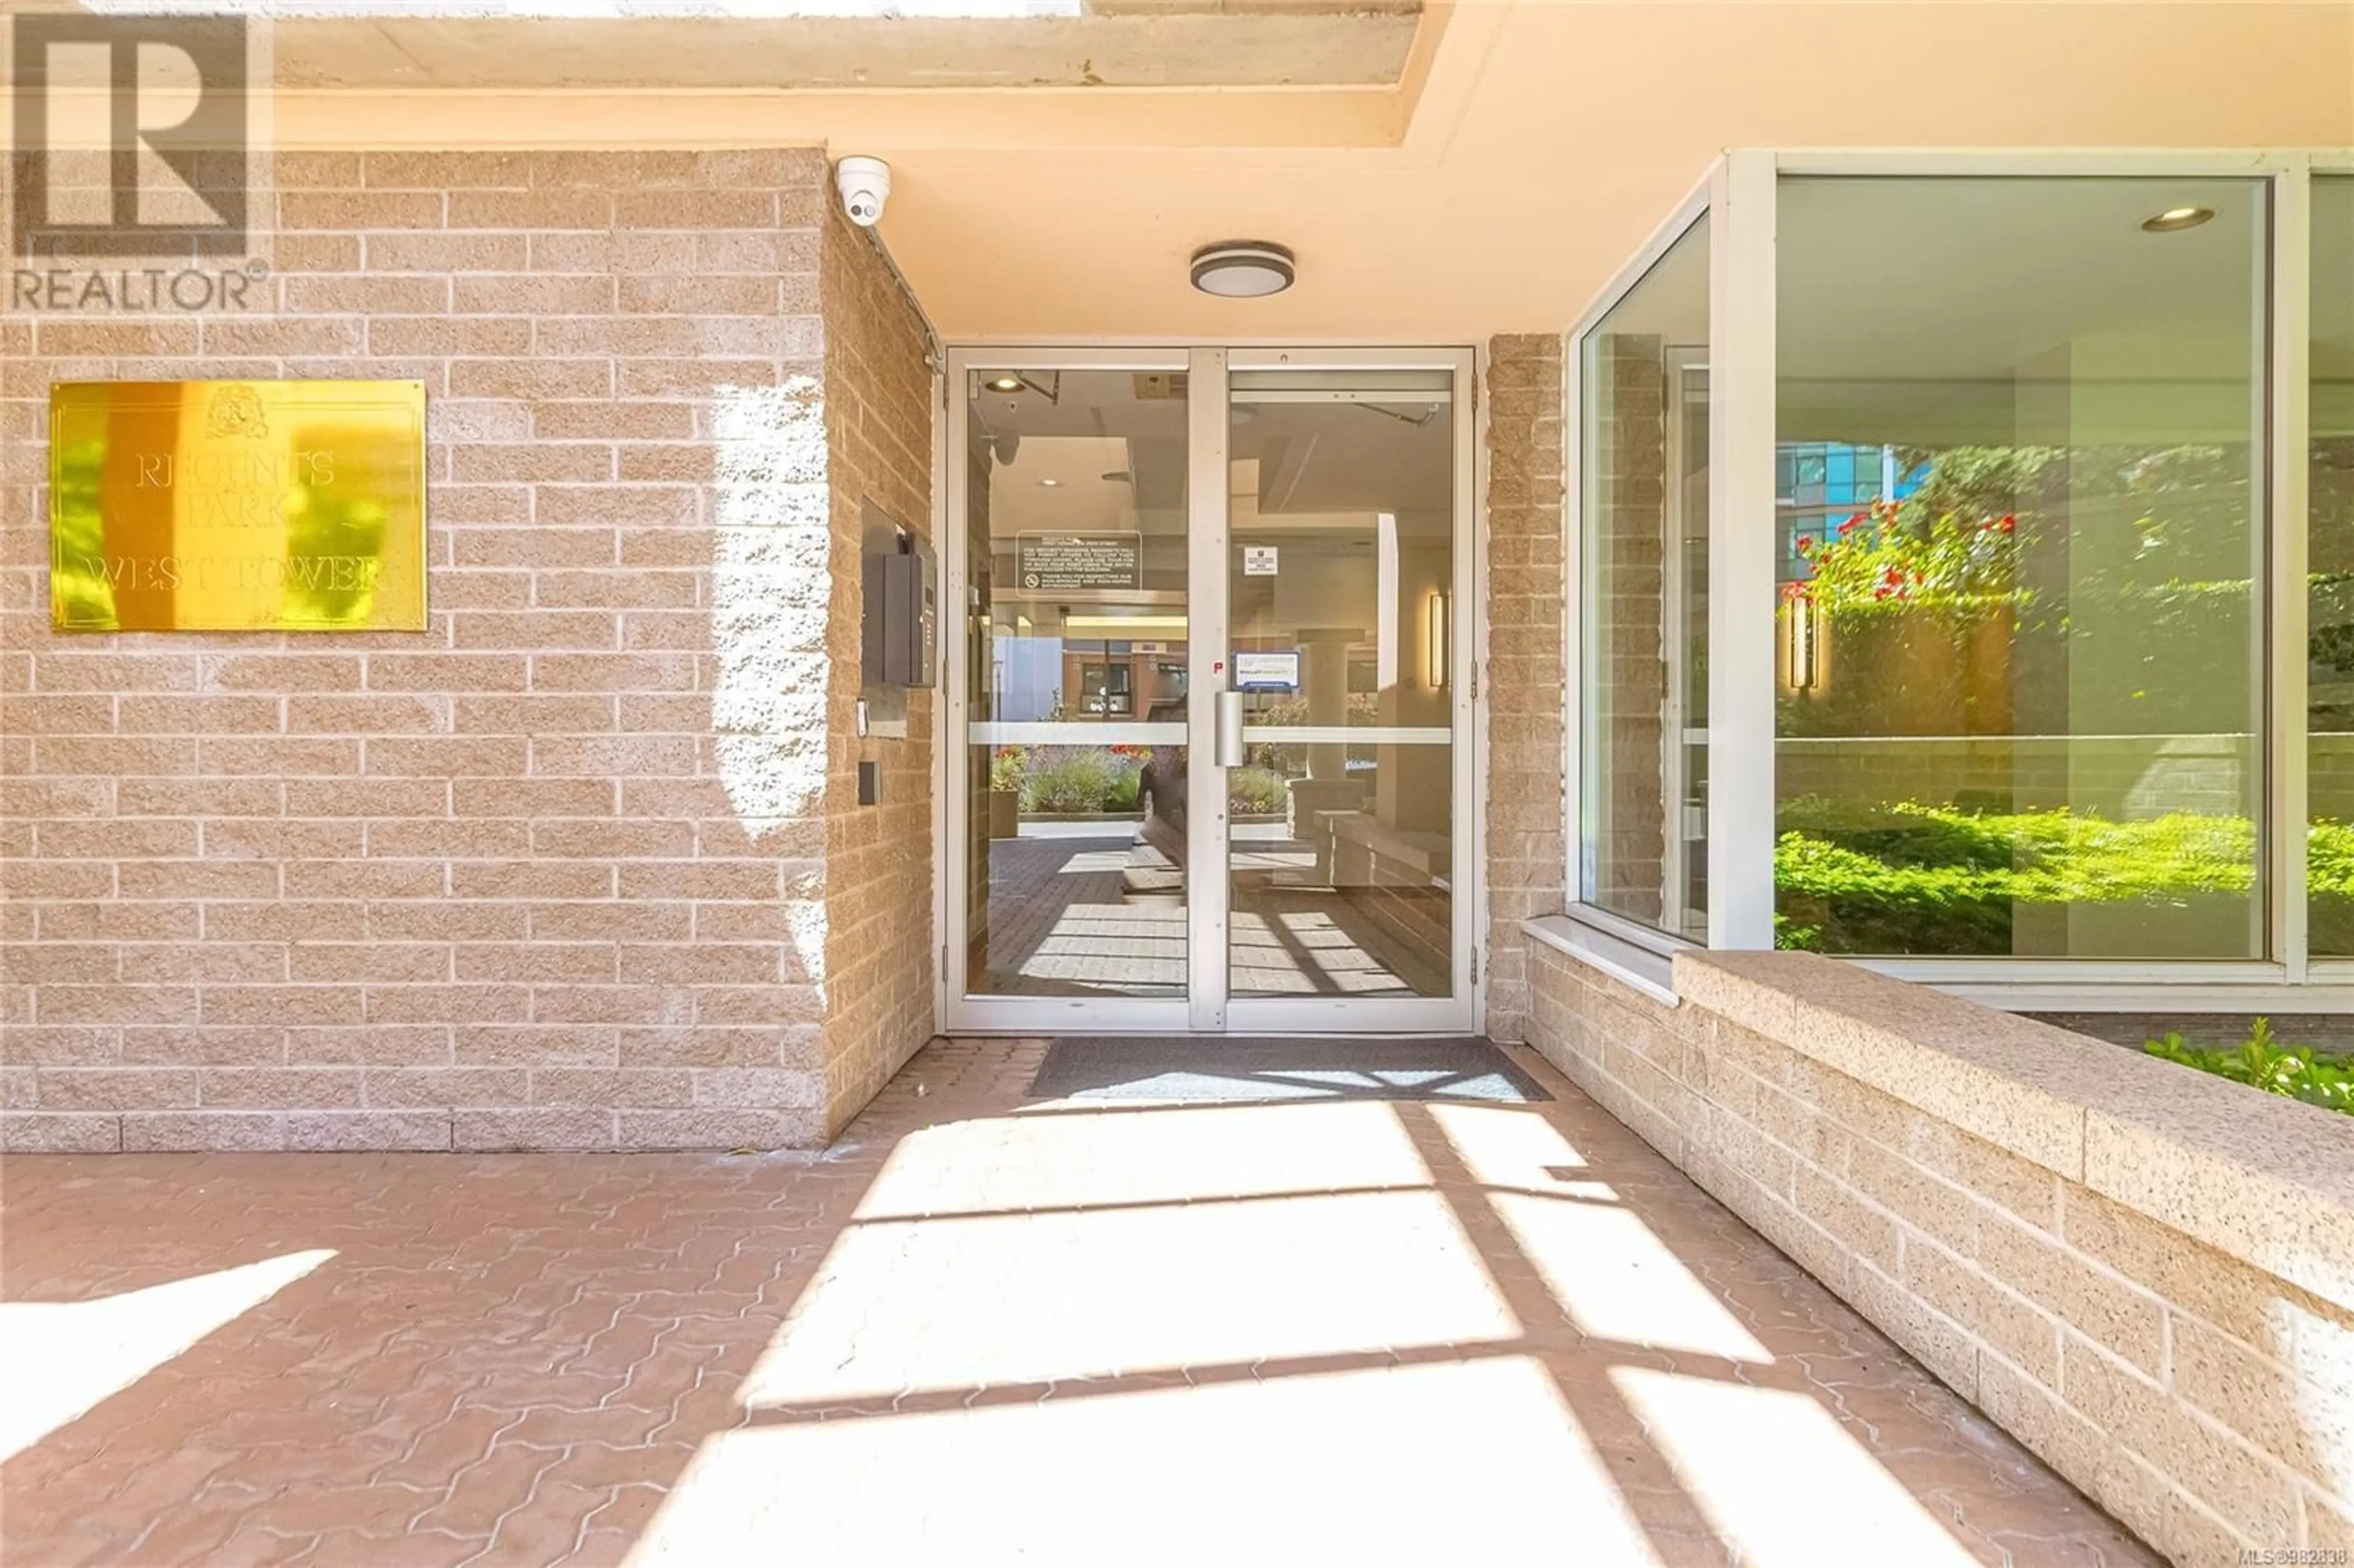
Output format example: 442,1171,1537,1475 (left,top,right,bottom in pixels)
836,156,891,227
